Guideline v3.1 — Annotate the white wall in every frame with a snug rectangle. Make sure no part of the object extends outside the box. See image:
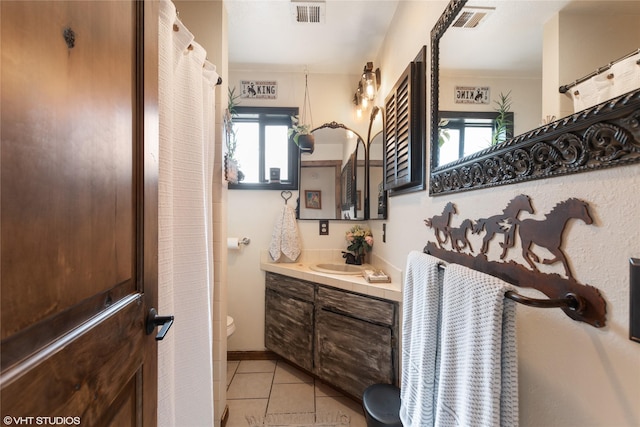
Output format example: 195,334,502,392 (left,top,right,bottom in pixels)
374,2,640,426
